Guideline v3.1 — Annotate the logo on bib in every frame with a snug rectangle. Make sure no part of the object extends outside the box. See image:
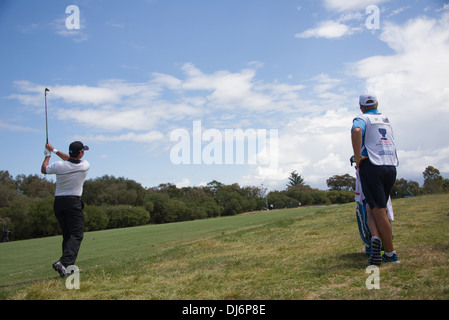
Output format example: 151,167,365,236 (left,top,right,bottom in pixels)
378,128,388,141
